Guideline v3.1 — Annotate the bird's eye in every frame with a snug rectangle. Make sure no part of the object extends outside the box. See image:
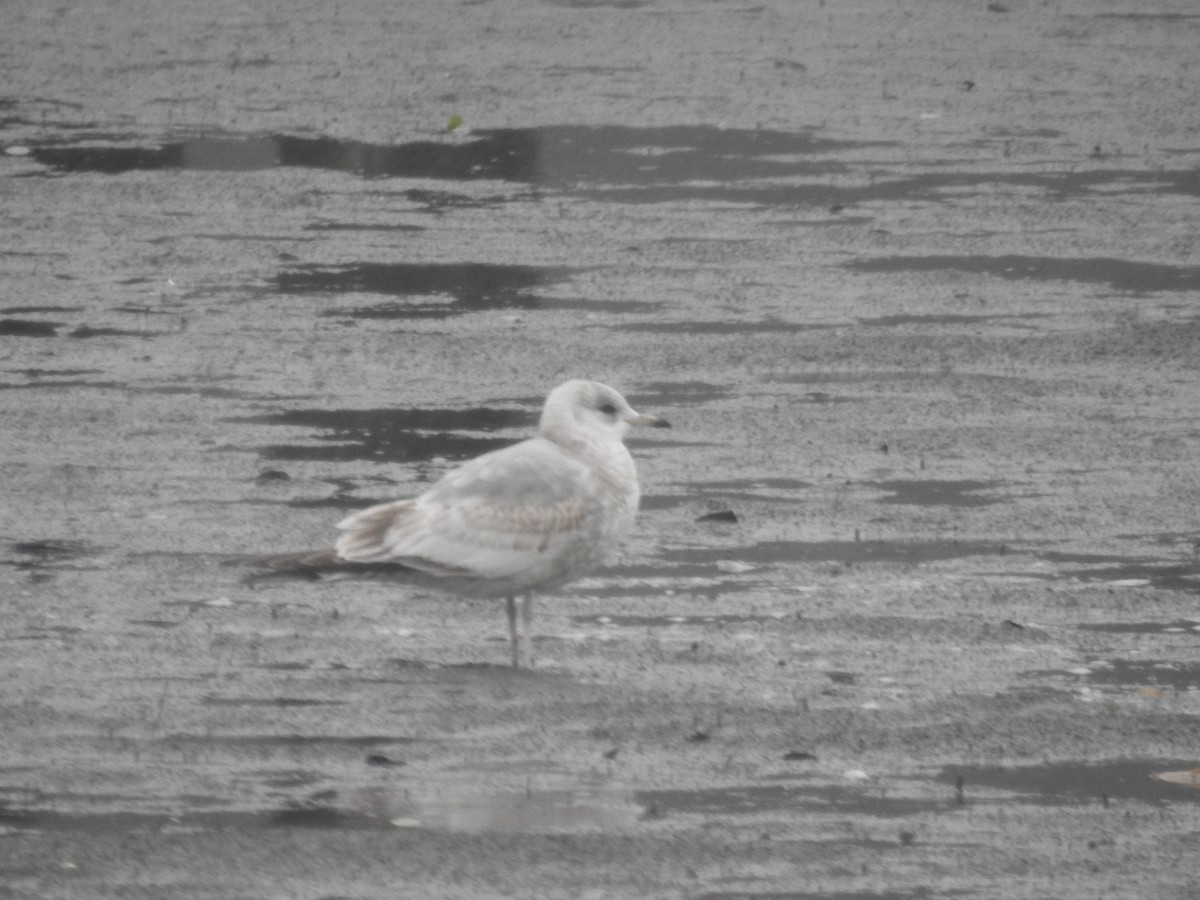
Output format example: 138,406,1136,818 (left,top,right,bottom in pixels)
598,402,618,416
